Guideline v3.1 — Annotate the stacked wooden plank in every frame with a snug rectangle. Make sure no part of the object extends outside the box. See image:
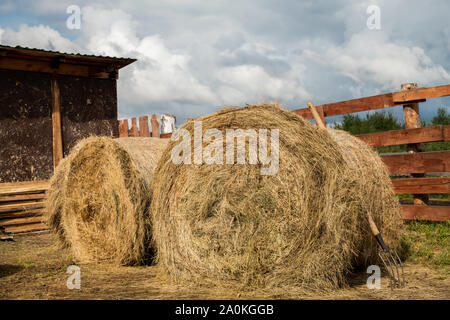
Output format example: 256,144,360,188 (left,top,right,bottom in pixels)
0,181,49,234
